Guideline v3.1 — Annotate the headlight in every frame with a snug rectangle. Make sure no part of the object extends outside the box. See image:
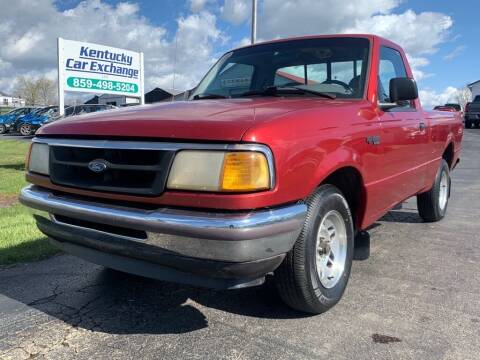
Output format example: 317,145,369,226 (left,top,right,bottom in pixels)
28,143,50,175
167,150,271,192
